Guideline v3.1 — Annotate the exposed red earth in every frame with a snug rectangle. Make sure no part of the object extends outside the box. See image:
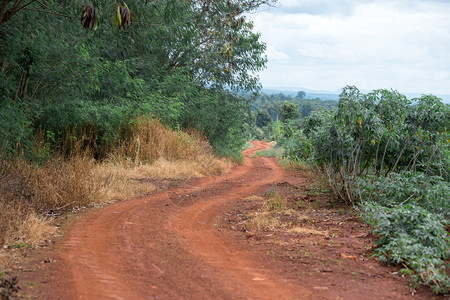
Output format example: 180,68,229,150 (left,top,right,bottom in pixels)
14,141,438,299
